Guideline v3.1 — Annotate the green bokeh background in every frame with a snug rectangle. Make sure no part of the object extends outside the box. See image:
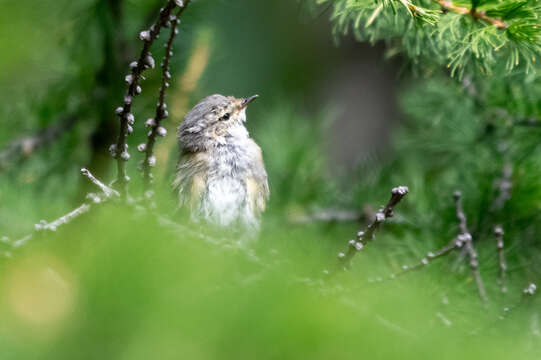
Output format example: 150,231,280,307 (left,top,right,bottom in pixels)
1,0,540,358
